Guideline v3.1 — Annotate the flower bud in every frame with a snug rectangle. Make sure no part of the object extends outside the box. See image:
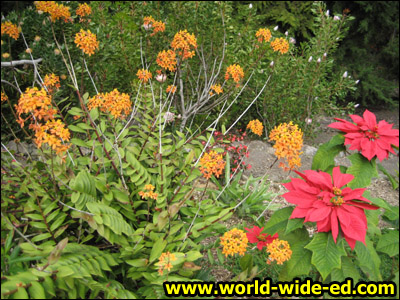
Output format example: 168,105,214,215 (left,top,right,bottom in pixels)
343,71,348,78
34,35,41,42
273,25,279,31
305,118,312,125
325,10,330,17
54,49,60,55
323,52,327,58
249,3,253,9
289,37,296,44
308,56,313,62
355,80,360,84
270,61,274,67
285,31,288,36
354,103,360,108
317,57,321,63
334,15,340,21
25,48,32,54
